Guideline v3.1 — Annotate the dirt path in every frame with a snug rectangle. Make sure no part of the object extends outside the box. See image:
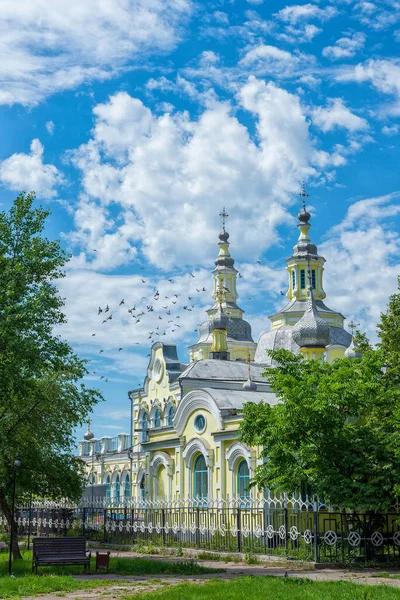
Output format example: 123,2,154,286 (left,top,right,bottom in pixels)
21,557,400,599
